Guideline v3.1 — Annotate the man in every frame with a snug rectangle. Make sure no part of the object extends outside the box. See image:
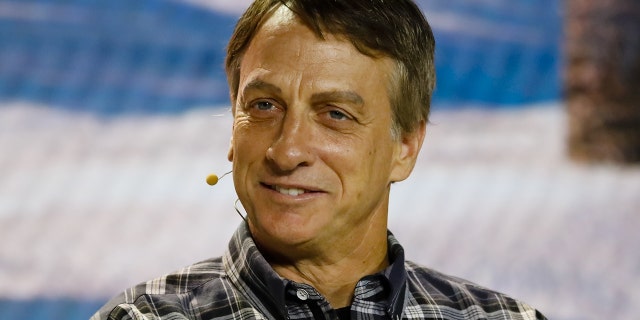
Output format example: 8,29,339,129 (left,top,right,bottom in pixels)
92,0,546,319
